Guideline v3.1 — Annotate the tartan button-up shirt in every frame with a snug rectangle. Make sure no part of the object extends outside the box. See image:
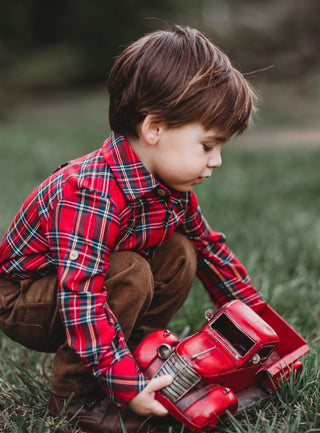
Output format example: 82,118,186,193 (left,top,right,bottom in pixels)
0,132,262,405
